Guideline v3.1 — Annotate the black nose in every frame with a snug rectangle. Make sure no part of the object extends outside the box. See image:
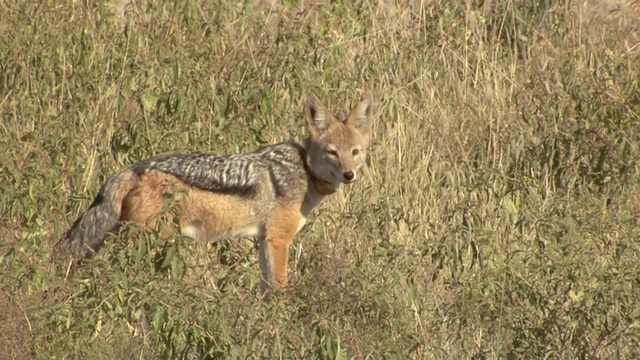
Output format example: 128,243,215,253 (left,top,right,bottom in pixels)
343,171,355,181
